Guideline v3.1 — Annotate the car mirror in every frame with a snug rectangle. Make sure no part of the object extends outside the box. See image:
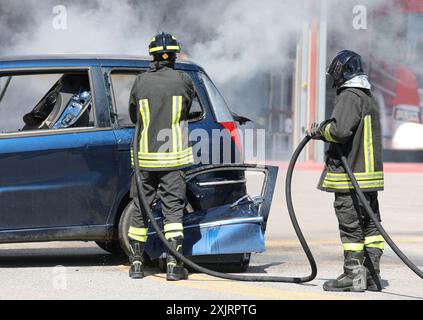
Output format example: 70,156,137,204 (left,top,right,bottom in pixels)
231,112,252,125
